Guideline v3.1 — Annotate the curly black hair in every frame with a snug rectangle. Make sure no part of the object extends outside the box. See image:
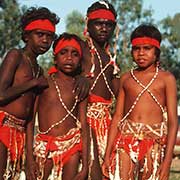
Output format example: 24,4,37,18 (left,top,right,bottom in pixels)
53,32,83,52
53,32,83,75
131,24,162,61
87,0,117,19
20,7,60,42
20,7,59,30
